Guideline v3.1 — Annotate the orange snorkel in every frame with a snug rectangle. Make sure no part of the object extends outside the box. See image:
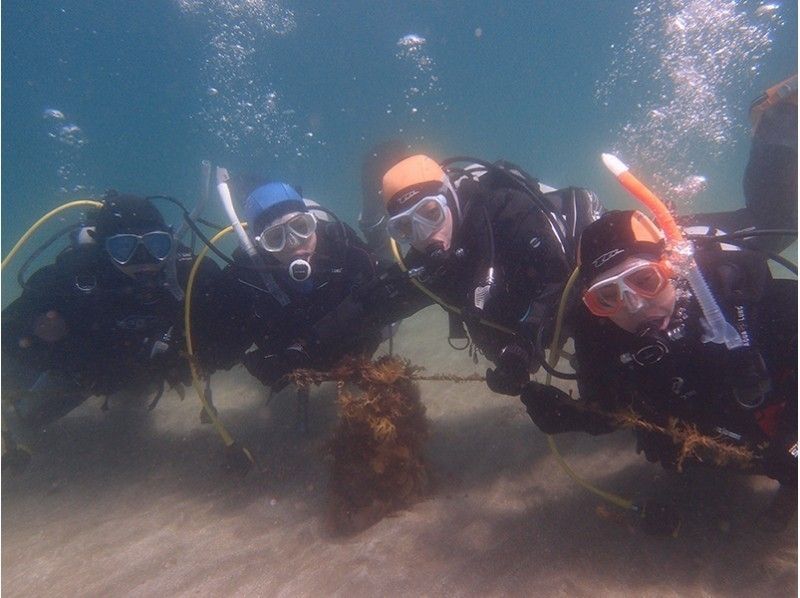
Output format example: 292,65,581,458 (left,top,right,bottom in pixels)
601,153,744,349
601,154,683,243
